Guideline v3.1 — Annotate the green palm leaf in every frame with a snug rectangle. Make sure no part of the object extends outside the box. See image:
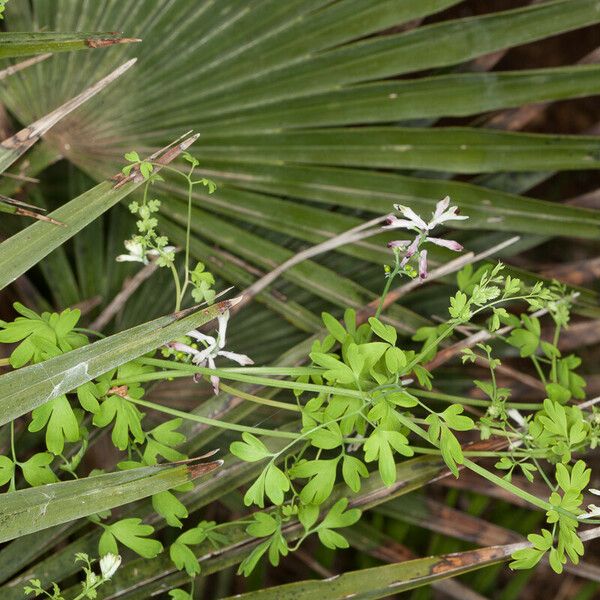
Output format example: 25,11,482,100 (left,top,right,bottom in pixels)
0,32,140,59
0,458,220,544
218,535,600,600
0,299,235,425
